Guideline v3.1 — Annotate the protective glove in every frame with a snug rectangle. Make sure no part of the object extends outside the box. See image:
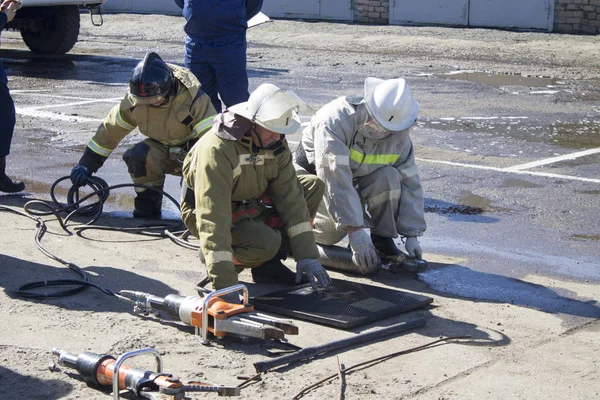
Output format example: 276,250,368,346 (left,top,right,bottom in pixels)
295,258,331,291
70,164,91,185
405,236,423,259
348,229,380,274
